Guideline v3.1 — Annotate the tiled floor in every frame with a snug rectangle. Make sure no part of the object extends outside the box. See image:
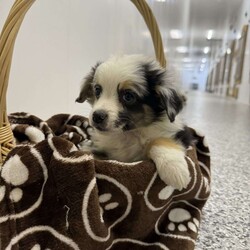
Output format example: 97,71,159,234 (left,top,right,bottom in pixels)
183,92,250,250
